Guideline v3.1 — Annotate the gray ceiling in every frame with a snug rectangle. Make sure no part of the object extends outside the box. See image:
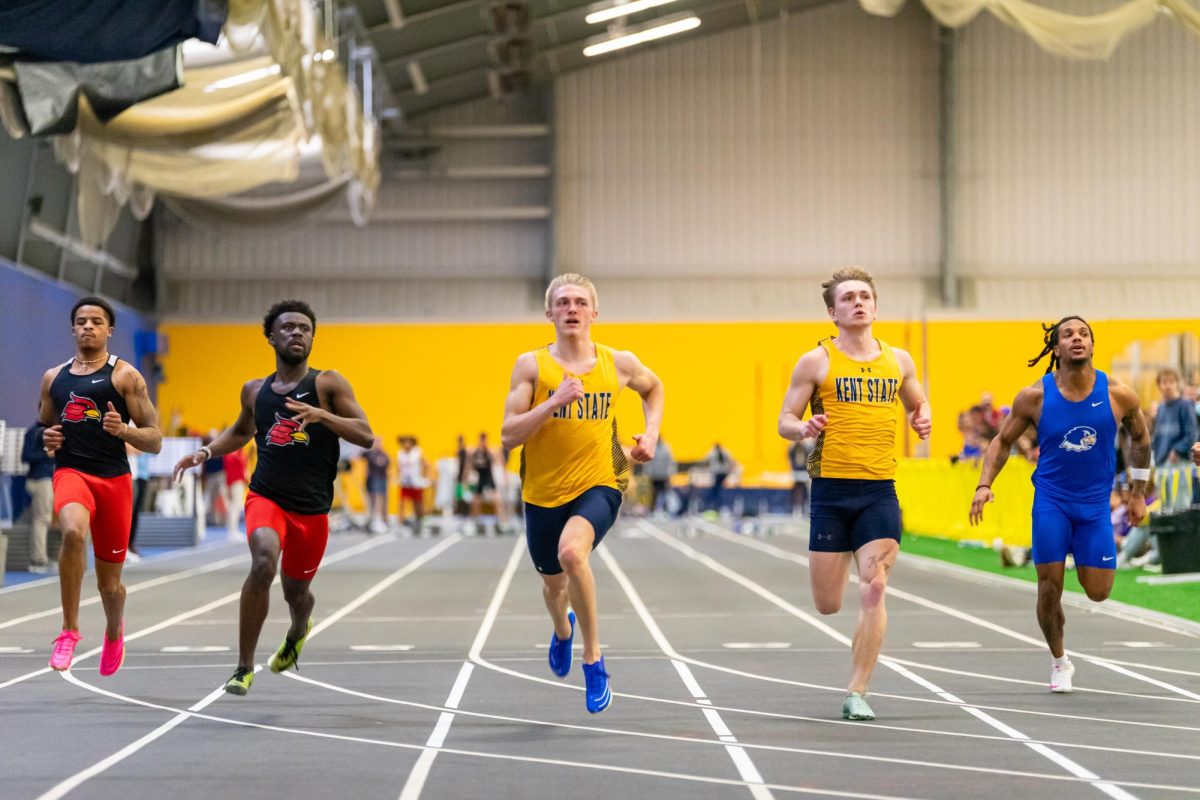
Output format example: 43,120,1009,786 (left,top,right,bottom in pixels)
348,0,841,120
